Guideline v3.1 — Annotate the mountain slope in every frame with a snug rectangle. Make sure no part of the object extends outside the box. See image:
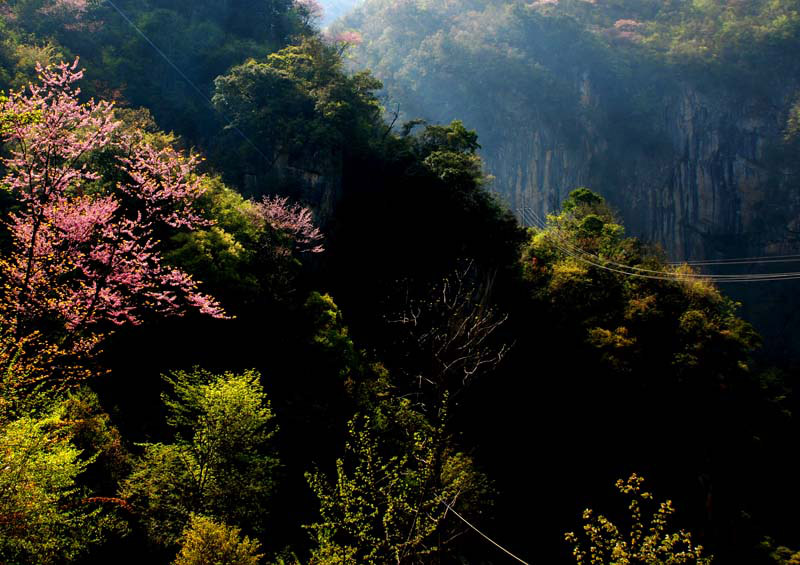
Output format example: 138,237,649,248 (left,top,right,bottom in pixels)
342,0,800,259
341,0,800,355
